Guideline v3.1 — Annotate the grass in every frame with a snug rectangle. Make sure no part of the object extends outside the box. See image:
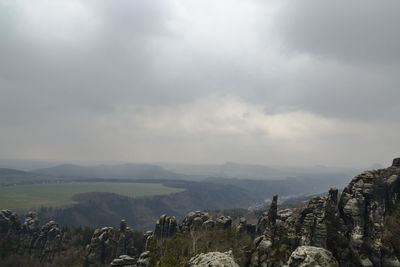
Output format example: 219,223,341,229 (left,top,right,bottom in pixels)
0,174,55,186
0,182,185,211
